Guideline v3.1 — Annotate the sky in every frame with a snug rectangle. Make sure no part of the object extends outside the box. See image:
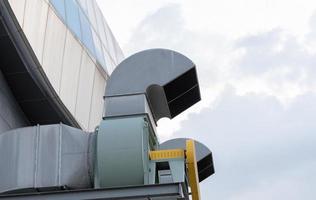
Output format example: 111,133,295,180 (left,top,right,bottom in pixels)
97,0,316,199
